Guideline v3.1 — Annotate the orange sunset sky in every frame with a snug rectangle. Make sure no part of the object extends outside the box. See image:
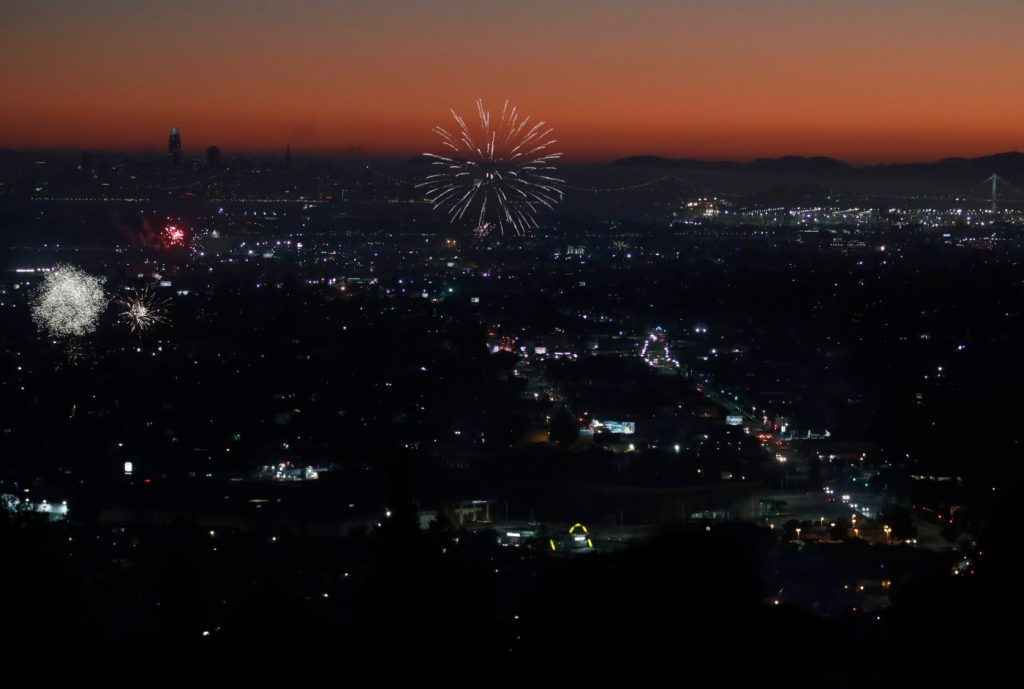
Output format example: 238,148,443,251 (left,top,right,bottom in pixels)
1,0,1022,162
